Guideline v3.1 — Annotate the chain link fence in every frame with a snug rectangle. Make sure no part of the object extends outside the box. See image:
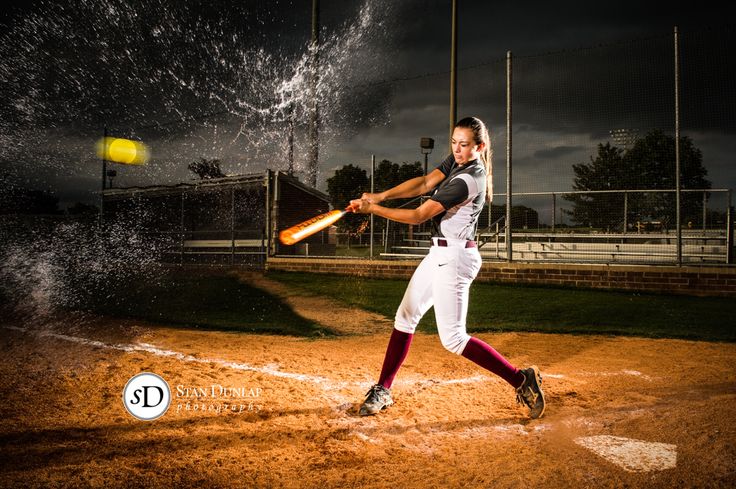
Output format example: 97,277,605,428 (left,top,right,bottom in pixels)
85,26,735,267
318,26,734,265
